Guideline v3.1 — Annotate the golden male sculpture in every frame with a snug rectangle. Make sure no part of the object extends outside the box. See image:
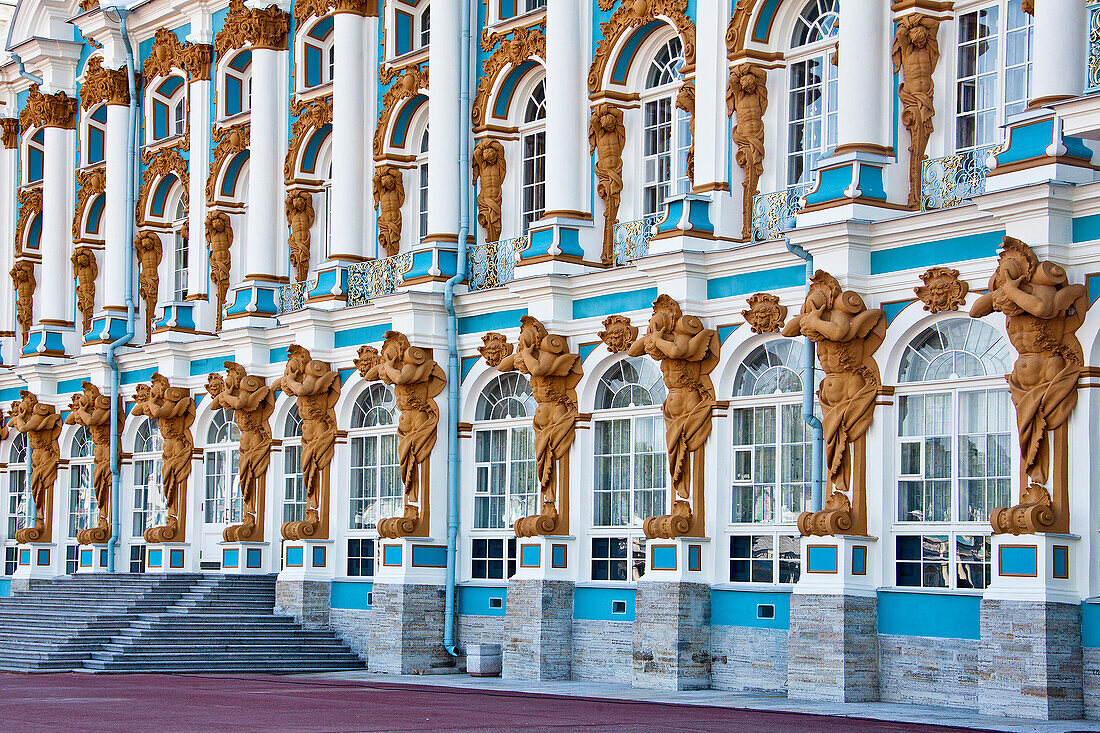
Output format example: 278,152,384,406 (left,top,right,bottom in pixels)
10,260,34,346
782,272,886,537
133,374,195,543
373,165,405,258
205,211,233,330
10,391,61,545
135,230,163,341
472,139,507,244
589,102,626,265
892,14,941,210
355,333,446,538
496,317,582,537
970,237,1088,535
207,362,275,542
285,189,315,285
275,346,340,540
71,246,98,334
627,295,720,539
727,63,769,241
65,383,118,545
